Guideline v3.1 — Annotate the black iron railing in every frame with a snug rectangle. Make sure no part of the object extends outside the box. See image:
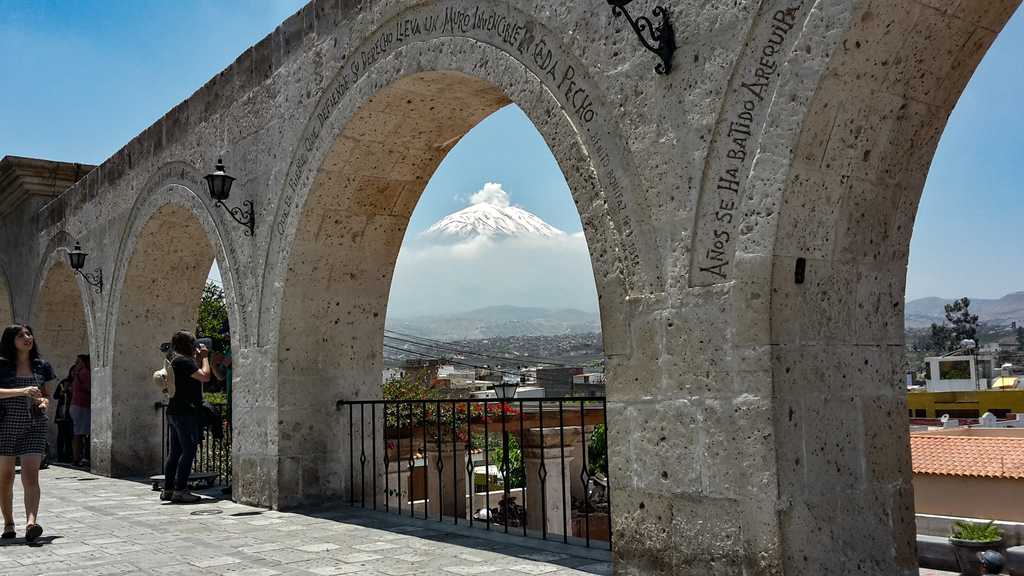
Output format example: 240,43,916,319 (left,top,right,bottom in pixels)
157,402,232,487
336,397,611,549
